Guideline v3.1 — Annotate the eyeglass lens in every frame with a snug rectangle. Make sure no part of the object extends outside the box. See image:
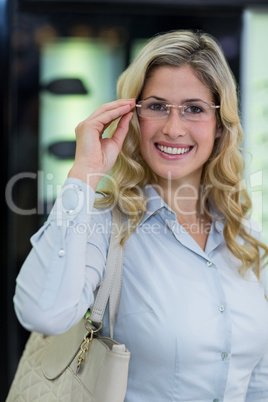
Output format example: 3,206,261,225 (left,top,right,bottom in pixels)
136,99,219,121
